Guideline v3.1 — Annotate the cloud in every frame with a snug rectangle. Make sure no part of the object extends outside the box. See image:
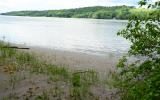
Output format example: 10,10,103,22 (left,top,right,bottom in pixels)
0,0,139,13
